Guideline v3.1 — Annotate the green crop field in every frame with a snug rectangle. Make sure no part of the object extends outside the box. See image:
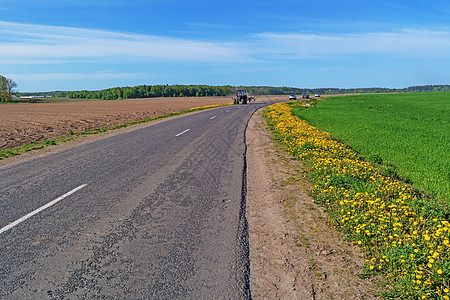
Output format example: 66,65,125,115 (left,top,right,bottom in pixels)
293,92,450,200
